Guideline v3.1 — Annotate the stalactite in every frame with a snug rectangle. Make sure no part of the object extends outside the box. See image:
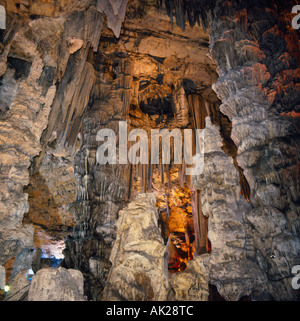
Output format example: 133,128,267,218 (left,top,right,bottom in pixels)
143,163,147,193
160,159,165,190
179,161,185,188
197,191,207,255
184,226,192,260
238,167,251,201
84,149,90,201
160,0,215,31
148,163,153,192
165,197,170,232
188,94,207,130
187,94,213,256
190,188,201,256
128,163,133,199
